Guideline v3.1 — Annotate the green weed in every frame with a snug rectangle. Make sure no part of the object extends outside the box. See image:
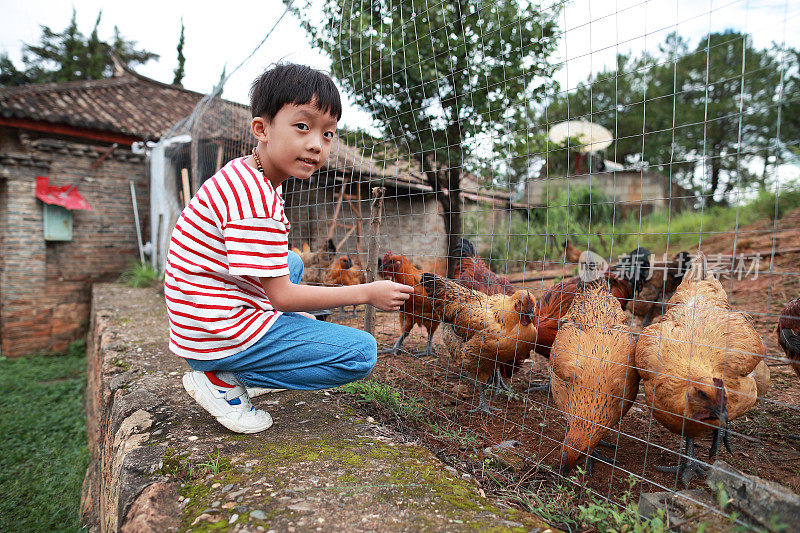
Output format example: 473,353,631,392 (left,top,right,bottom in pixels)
338,380,423,419
0,348,89,532
119,260,160,288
